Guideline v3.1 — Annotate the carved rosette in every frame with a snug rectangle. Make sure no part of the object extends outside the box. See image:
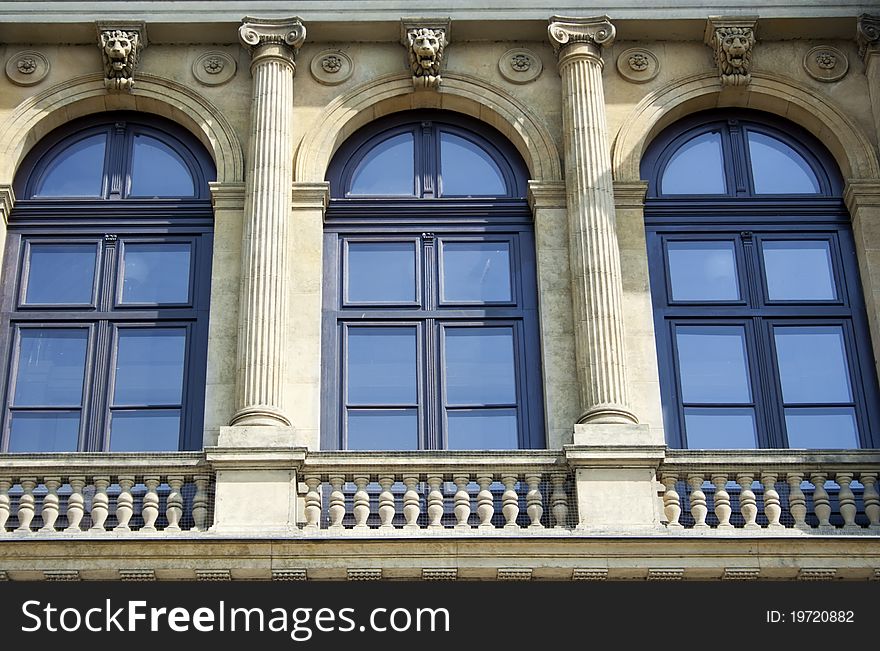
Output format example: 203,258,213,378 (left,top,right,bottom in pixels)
239,16,306,71
704,16,757,87
858,14,880,62
96,21,147,92
400,18,450,90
